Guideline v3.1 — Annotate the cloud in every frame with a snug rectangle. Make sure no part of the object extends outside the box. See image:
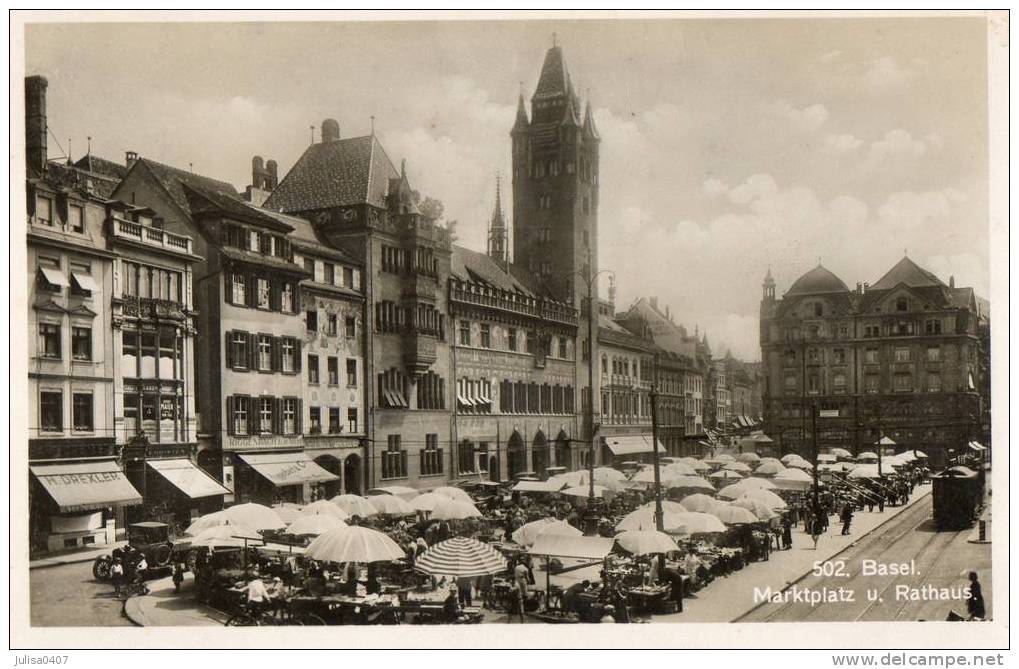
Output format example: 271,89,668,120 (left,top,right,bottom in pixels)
822,133,864,154
770,100,829,131
702,178,728,199
868,129,929,161
727,174,779,205
864,56,916,88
